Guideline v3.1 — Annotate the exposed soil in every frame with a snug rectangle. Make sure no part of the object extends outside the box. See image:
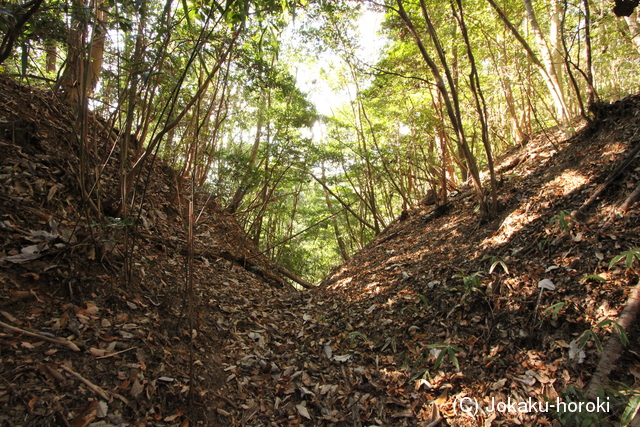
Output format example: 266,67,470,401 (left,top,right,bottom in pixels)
1,75,639,426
